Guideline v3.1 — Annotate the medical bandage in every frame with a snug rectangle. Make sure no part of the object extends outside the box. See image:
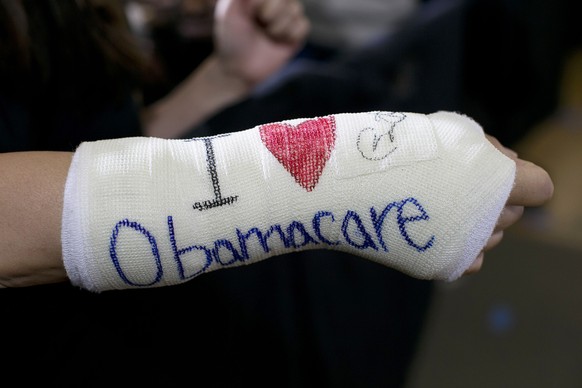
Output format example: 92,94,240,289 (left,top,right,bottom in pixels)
62,111,516,292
